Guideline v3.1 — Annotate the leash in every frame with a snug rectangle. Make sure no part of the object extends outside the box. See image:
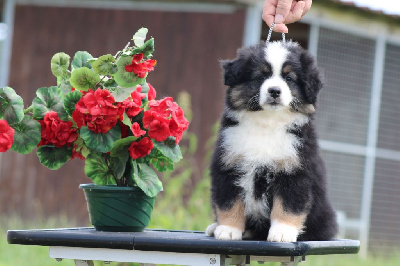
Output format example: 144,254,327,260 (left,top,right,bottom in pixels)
266,22,286,43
